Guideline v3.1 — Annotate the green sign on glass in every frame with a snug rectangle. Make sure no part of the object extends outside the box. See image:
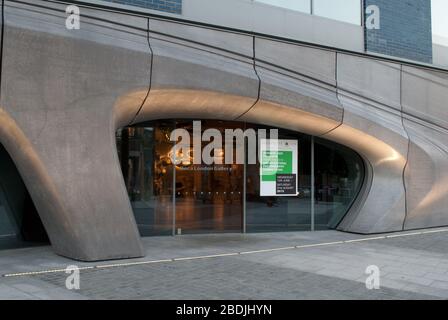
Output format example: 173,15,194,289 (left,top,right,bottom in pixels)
259,139,298,197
